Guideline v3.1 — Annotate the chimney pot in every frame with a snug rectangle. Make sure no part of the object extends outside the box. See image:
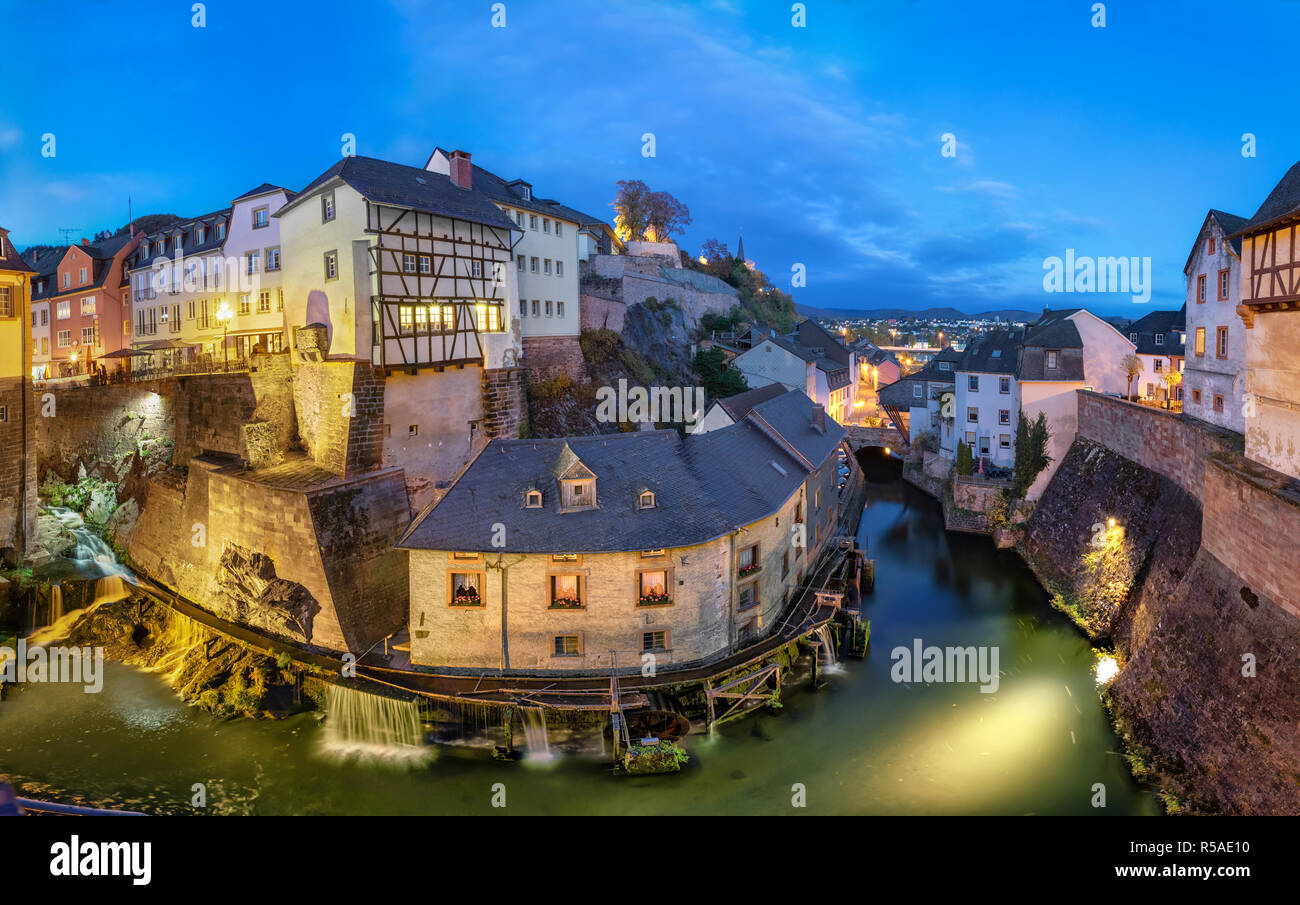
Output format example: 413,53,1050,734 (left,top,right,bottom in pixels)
449,150,473,190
